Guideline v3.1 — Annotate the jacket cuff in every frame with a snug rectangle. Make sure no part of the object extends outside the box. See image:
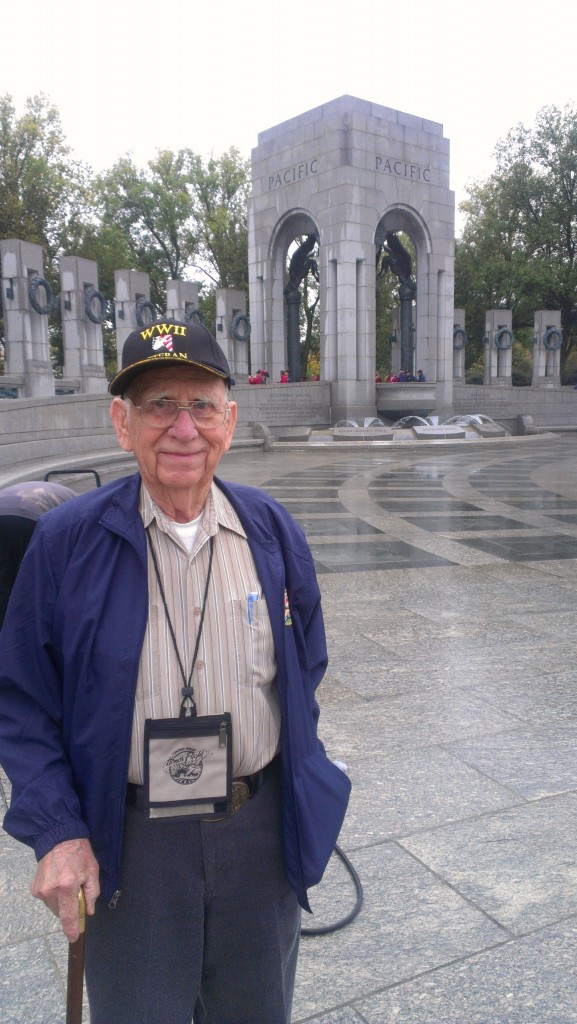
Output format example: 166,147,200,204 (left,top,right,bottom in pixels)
33,821,91,862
